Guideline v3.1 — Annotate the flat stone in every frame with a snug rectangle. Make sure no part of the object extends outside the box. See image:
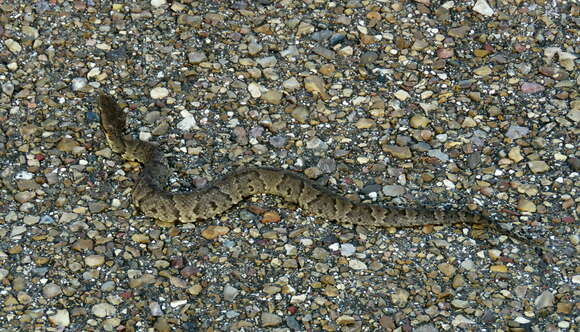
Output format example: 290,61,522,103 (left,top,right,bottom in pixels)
5,39,22,53
92,303,116,318
85,255,105,267
534,290,554,309
261,312,282,327
304,75,328,100
49,310,70,327
473,0,494,17
201,226,229,240
528,160,549,173
382,185,405,197
517,198,536,212
188,51,207,64
261,90,283,104
150,87,169,99
382,145,412,159
410,114,429,128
